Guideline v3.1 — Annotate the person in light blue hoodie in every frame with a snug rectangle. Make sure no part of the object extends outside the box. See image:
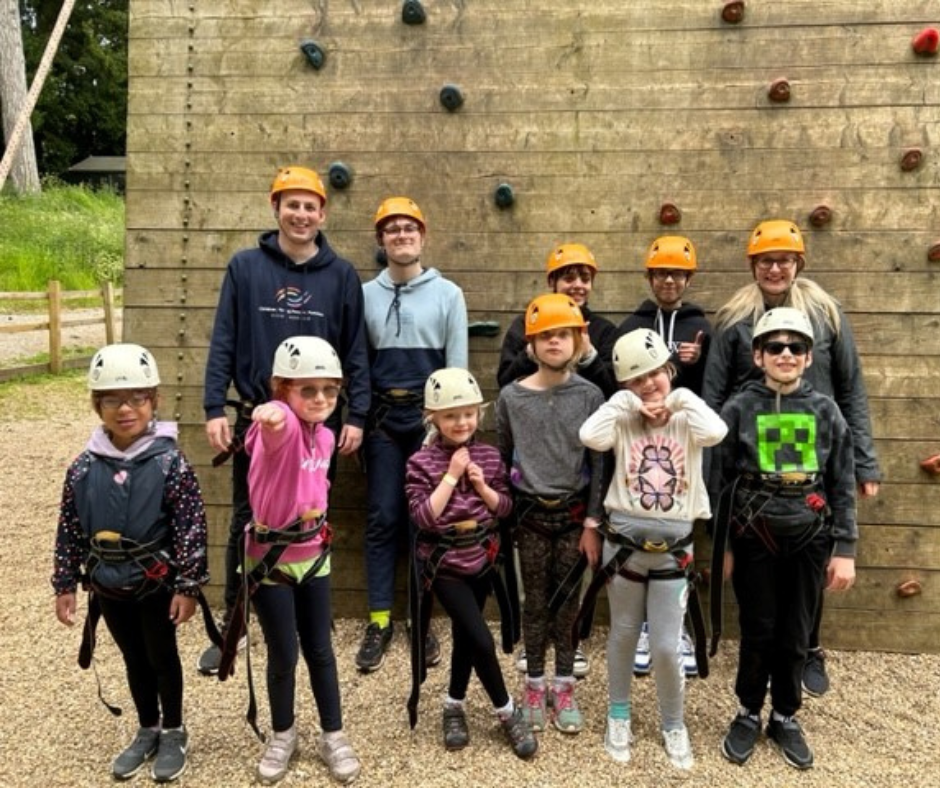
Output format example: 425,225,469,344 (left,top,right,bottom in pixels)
356,197,468,674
